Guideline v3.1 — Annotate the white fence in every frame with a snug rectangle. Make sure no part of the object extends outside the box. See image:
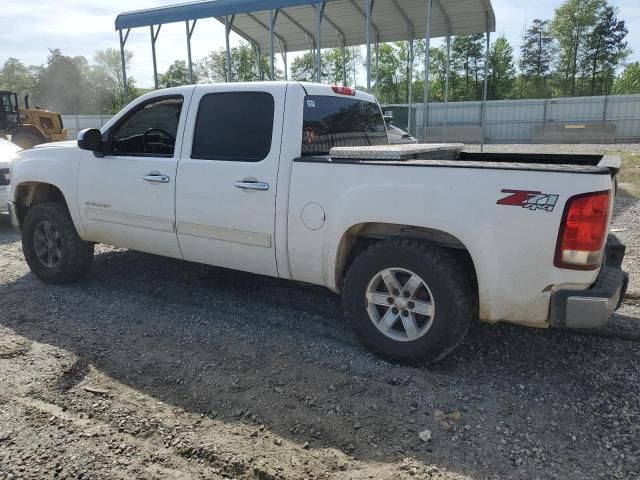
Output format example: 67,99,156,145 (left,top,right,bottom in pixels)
389,94,640,143
61,115,112,139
